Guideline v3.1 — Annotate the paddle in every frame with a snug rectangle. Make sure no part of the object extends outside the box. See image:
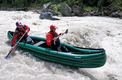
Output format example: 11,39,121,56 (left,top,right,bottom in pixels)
58,29,68,38
4,32,27,59
54,29,68,45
